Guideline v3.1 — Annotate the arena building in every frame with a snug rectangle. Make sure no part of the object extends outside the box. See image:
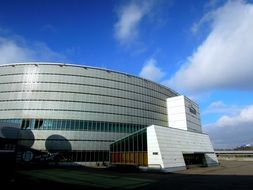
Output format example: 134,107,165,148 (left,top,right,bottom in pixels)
0,63,218,172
